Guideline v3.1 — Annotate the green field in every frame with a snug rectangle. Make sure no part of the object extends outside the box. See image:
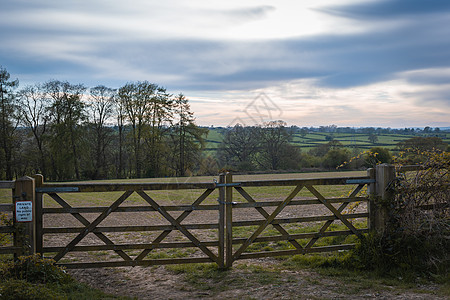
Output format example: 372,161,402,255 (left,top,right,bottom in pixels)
205,128,450,152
